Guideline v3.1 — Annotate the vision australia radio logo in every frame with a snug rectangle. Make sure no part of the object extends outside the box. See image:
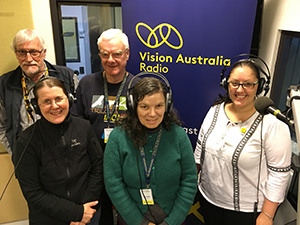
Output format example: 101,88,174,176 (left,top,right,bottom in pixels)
136,22,183,73
136,23,183,49
136,22,230,74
